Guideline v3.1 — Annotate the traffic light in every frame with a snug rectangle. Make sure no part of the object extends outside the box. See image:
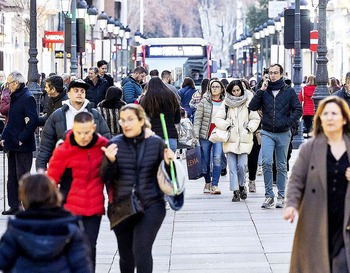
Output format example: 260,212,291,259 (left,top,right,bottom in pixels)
131,54,136,62
230,54,234,65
